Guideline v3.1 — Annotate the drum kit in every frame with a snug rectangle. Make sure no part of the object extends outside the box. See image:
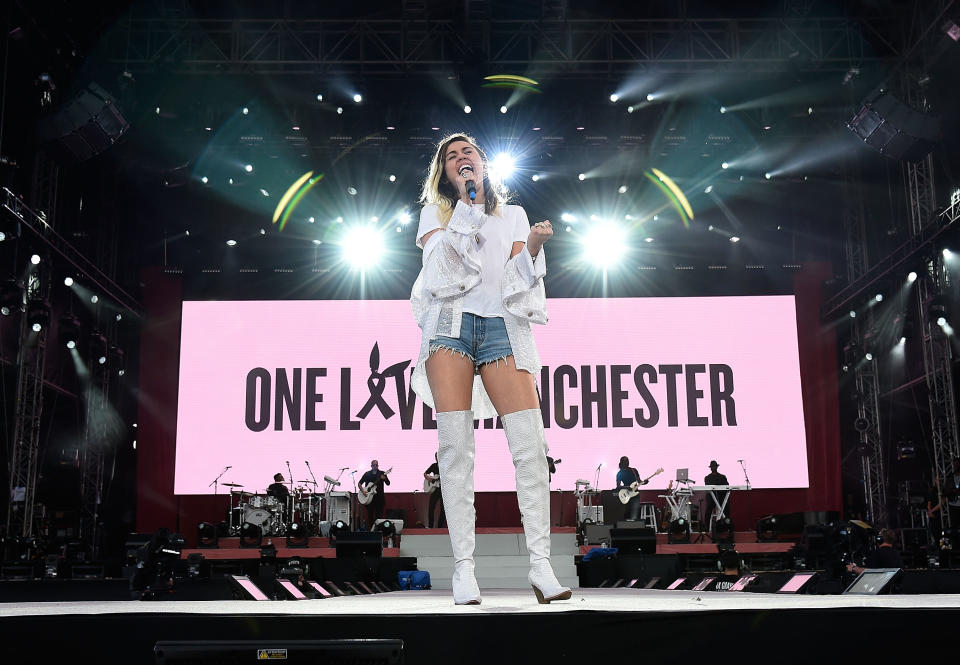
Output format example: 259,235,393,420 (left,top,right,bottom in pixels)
222,481,325,537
